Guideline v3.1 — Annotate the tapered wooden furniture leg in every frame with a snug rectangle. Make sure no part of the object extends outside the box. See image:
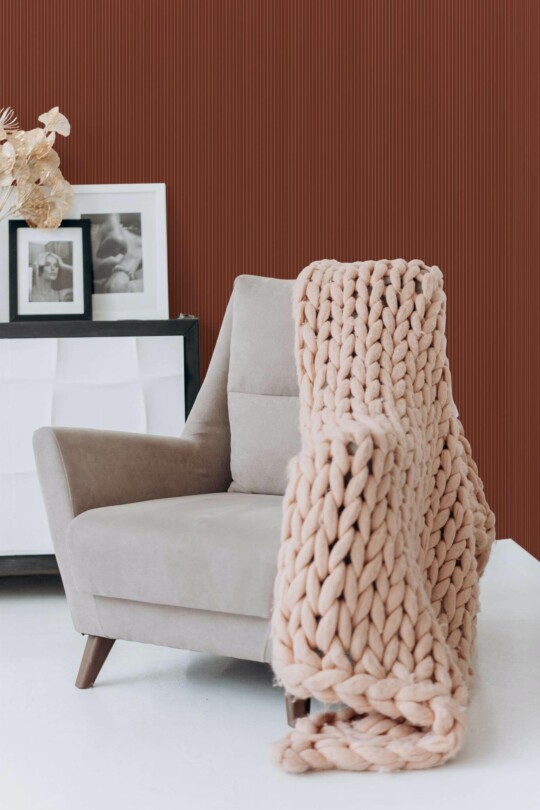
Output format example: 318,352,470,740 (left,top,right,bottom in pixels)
75,636,116,689
285,693,311,727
